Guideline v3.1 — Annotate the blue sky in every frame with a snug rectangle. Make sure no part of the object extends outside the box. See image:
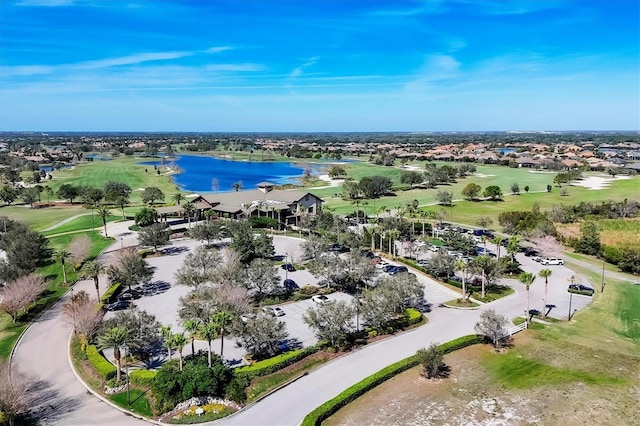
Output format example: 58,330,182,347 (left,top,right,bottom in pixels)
1,0,638,132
